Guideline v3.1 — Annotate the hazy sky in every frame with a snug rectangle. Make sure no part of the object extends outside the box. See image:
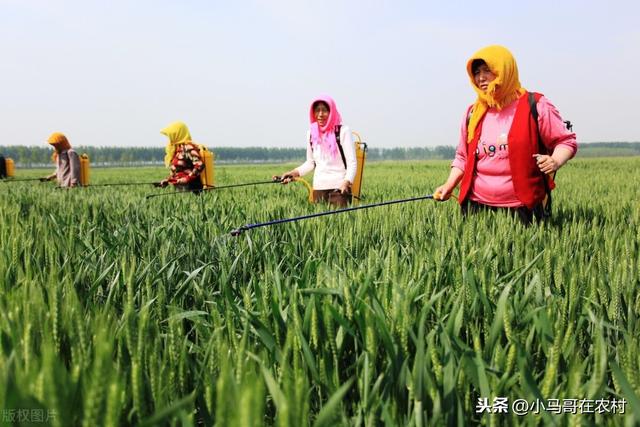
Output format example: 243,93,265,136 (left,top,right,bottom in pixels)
2,0,638,148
